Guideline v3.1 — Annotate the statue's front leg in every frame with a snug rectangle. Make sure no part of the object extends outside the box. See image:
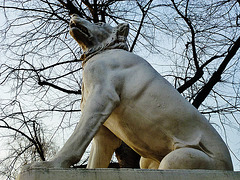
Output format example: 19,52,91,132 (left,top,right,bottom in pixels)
22,87,120,170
